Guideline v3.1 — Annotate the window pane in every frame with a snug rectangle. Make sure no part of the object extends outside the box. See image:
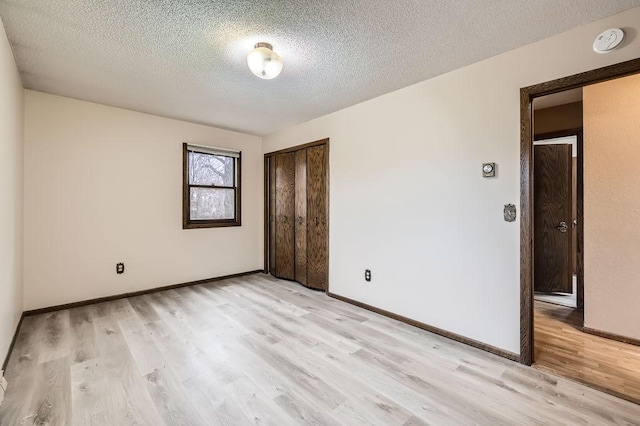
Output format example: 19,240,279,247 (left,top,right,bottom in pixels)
190,188,235,220
189,152,234,186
